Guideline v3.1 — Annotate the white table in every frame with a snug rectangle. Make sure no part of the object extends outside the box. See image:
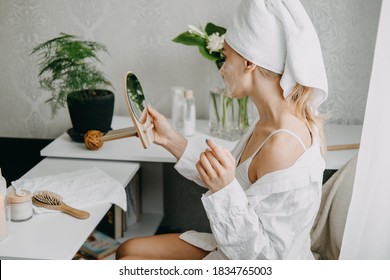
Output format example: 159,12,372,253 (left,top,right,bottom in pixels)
40,117,236,163
41,116,363,169
0,158,140,260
